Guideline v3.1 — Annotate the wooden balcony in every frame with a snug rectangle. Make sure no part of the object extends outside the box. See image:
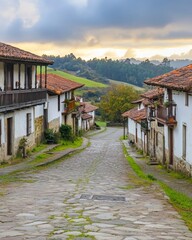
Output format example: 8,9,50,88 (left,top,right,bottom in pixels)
0,89,47,112
63,99,76,114
141,119,149,133
148,107,156,121
156,102,177,126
